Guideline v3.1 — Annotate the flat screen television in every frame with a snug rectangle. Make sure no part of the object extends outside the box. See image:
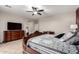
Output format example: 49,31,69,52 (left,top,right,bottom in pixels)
7,22,22,30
